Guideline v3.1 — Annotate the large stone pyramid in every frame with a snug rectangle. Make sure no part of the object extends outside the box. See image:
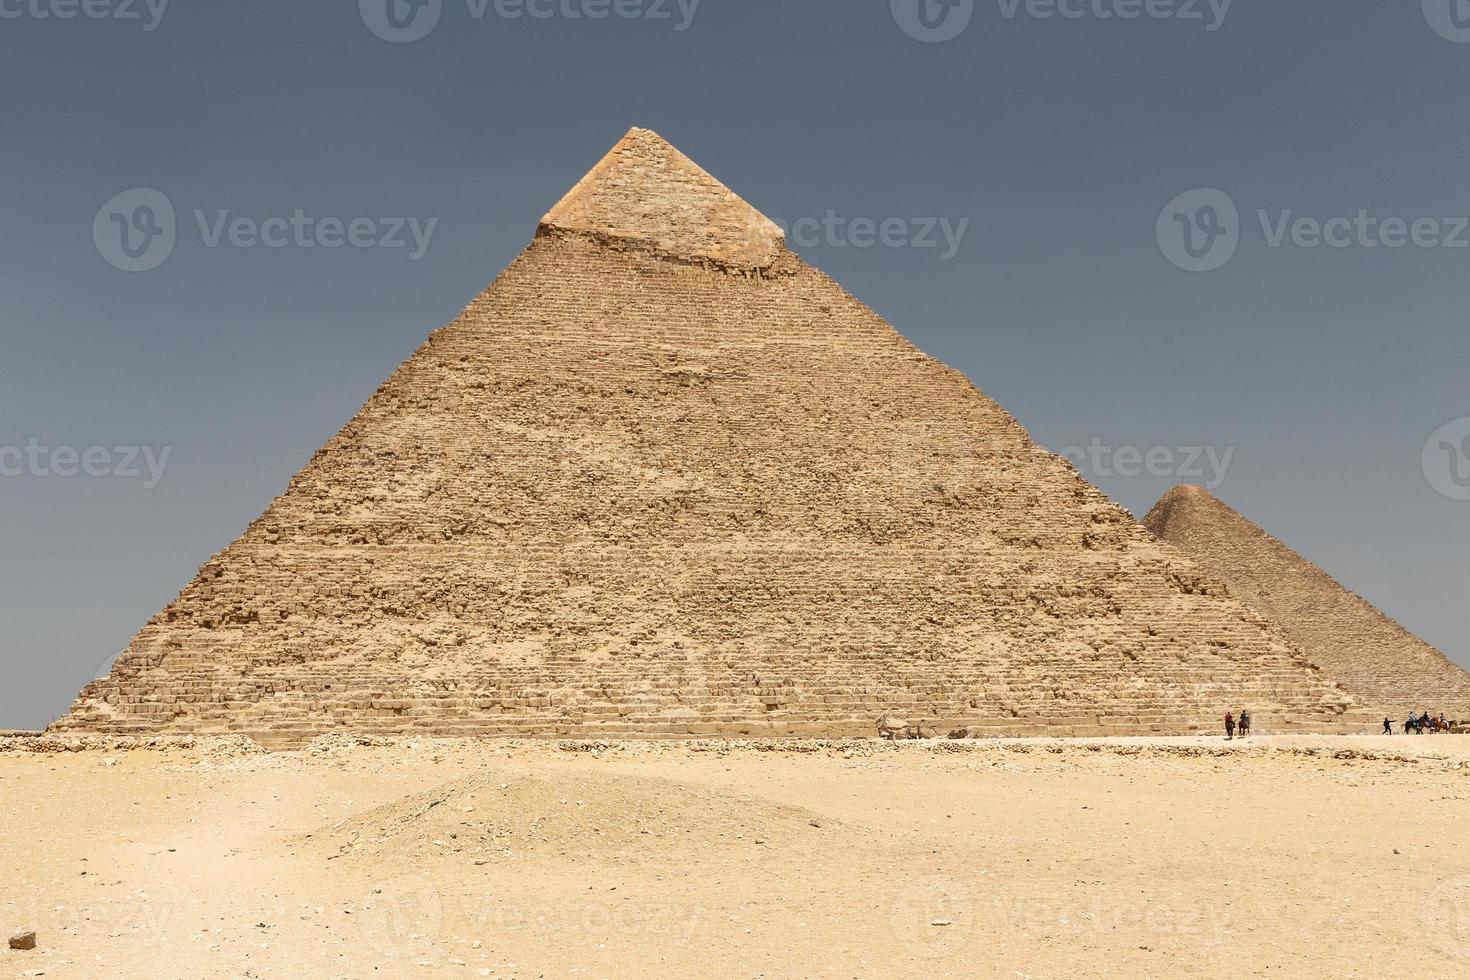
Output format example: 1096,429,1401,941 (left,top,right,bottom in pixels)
1144,485,1470,719
58,129,1365,744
